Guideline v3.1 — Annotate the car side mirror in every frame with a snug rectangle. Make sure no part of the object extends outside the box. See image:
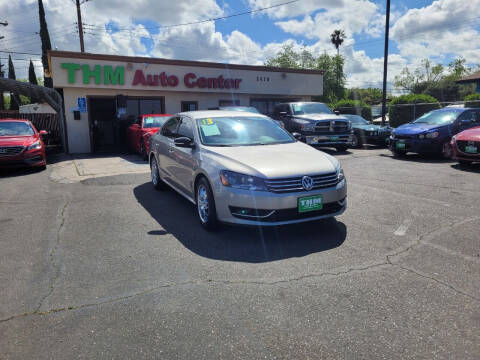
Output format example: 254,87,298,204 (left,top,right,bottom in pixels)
334,110,340,115
174,136,195,148
460,119,472,126
292,132,302,140
279,111,289,117
39,130,48,135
